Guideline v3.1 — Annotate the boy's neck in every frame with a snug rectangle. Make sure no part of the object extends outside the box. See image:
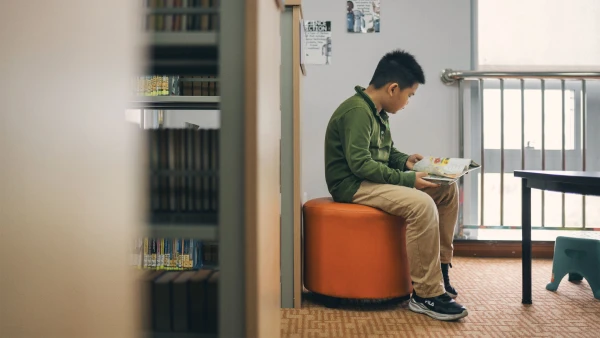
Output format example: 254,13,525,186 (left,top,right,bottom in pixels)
363,85,383,112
